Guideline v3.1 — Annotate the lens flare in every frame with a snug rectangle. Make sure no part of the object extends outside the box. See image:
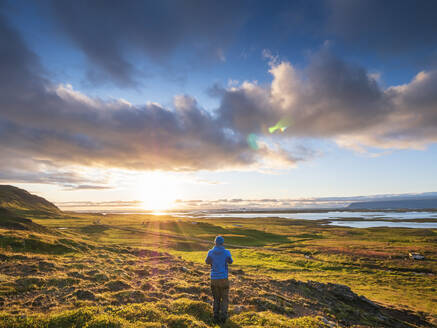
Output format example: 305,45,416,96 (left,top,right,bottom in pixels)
246,133,258,150
269,118,291,134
